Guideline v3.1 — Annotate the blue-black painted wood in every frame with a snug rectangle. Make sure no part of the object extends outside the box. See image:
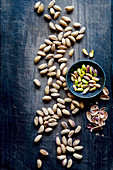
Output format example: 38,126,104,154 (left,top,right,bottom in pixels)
0,0,113,169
